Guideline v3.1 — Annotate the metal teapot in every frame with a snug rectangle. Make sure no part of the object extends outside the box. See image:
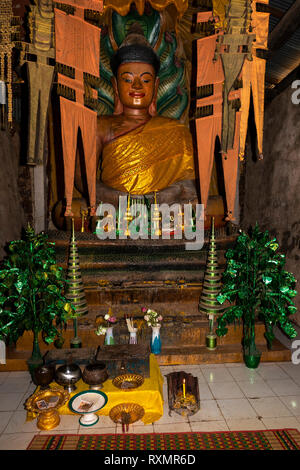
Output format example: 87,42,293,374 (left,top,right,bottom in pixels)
55,353,82,393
